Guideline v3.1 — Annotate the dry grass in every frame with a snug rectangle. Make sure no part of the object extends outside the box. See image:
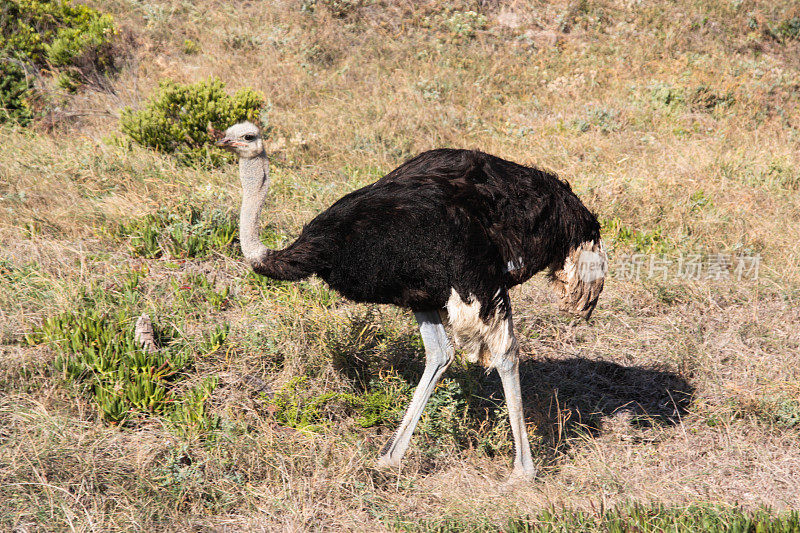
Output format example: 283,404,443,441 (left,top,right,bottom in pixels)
2,0,800,530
